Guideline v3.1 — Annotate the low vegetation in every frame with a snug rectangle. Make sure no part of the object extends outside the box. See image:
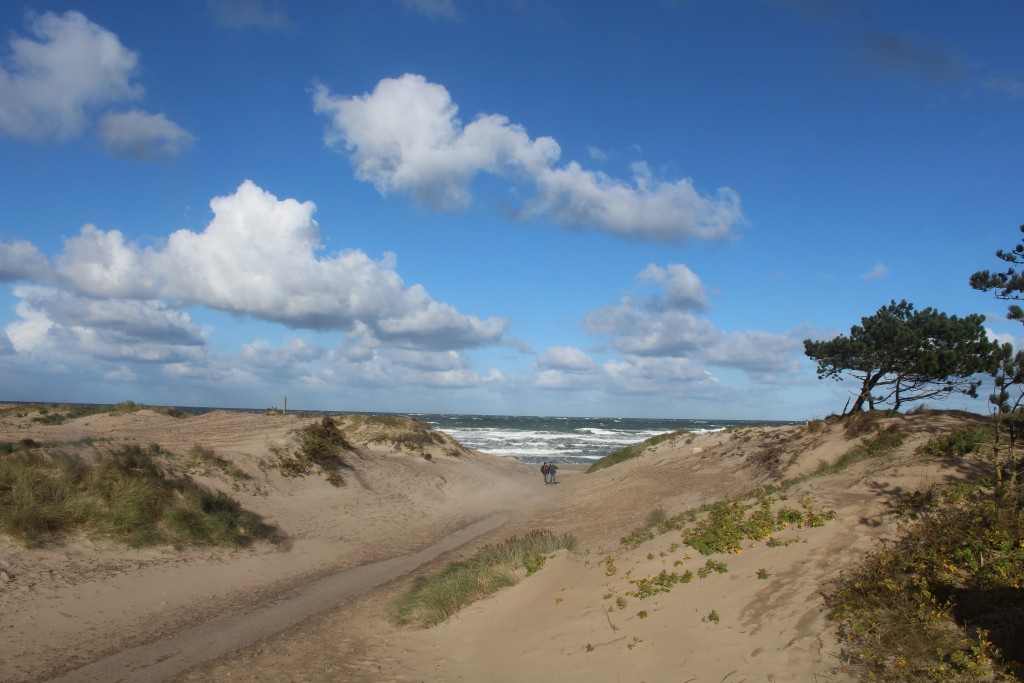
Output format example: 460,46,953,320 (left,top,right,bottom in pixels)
391,529,577,628
586,430,687,473
185,444,251,481
26,401,189,425
827,426,1024,681
338,414,469,457
801,424,904,481
261,416,351,486
620,489,835,552
0,442,271,548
